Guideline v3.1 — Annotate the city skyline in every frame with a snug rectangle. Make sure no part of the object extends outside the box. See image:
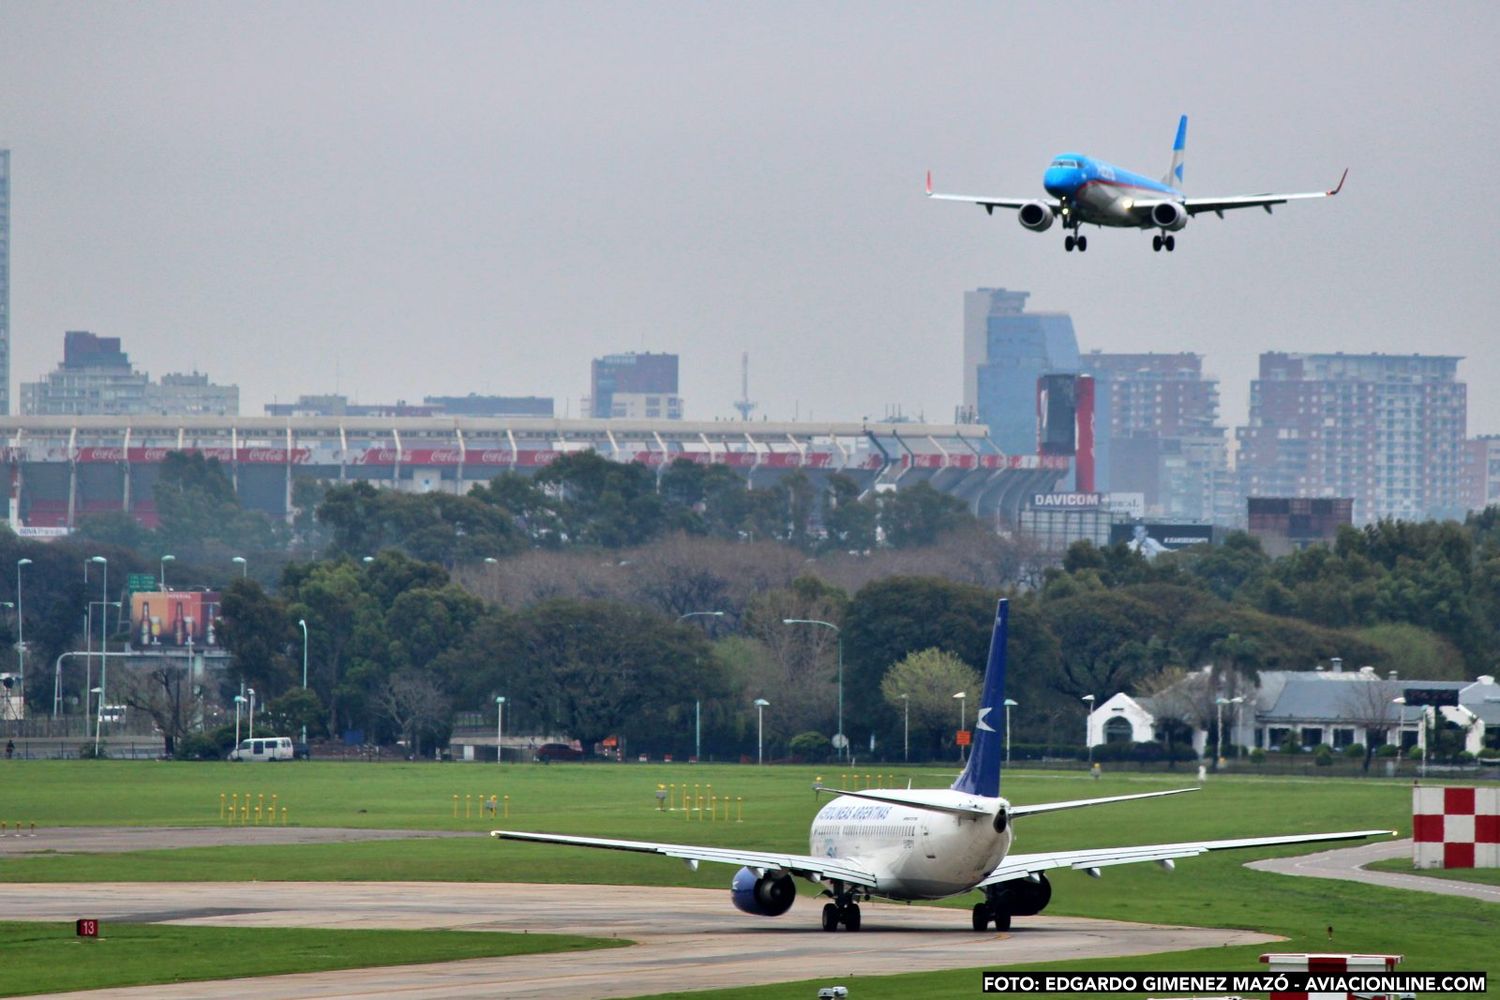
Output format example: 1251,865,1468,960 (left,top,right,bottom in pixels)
1,4,1497,432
